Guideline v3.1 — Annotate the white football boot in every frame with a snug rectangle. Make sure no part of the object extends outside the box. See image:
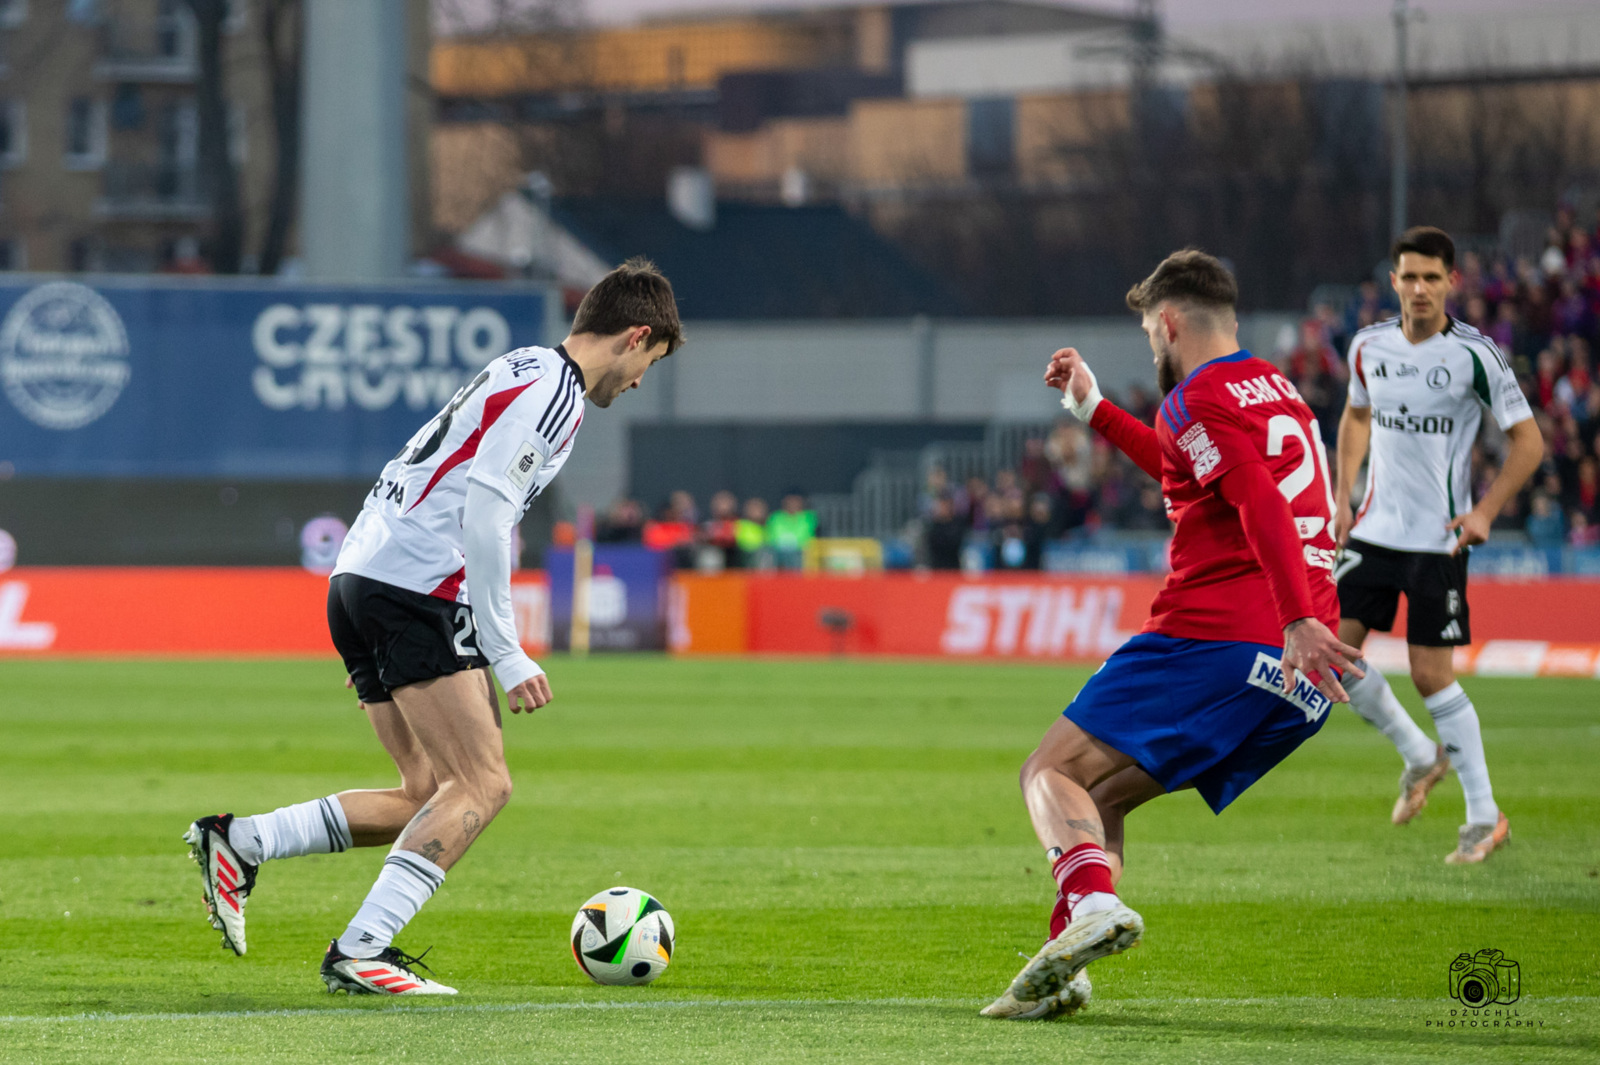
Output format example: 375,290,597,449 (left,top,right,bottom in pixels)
980,969,1092,1020
183,813,257,956
982,903,1143,1017
321,940,458,995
